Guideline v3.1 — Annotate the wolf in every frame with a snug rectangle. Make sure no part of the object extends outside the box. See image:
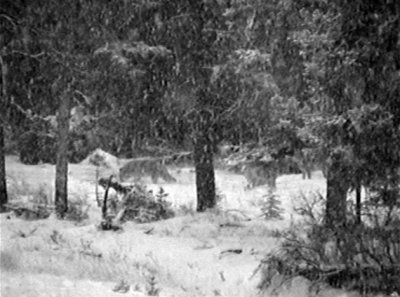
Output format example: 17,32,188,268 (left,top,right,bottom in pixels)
119,157,177,183
292,148,328,179
242,160,278,189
